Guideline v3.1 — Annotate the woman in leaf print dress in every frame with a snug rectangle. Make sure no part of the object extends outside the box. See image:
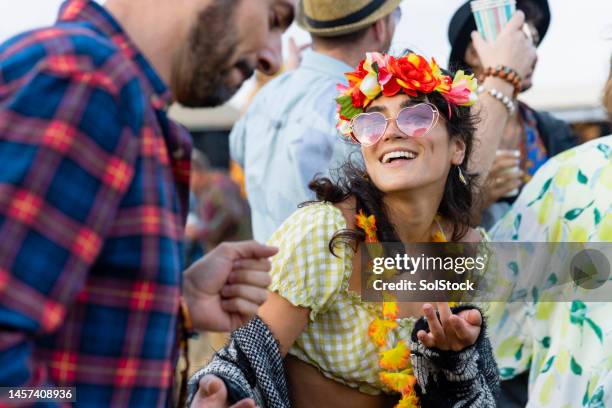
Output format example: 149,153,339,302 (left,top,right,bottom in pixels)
488,60,612,407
